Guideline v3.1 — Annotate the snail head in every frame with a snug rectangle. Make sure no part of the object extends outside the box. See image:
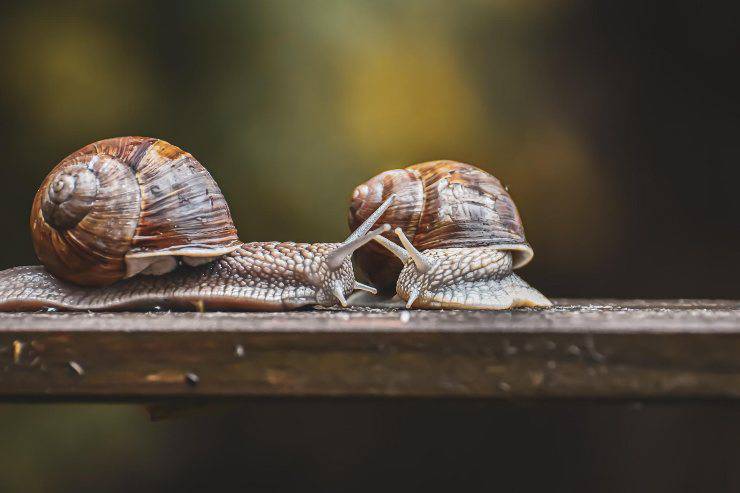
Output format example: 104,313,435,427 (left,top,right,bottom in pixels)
315,194,396,306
